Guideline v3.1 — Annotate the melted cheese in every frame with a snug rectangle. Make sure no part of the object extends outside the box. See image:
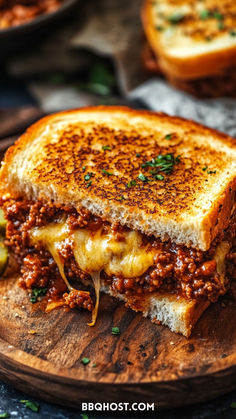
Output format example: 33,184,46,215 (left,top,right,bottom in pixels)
88,272,100,327
214,241,230,284
30,220,74,291
30,221,155,278
29,220,156,325
73,228,155,278
29,221,229,326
